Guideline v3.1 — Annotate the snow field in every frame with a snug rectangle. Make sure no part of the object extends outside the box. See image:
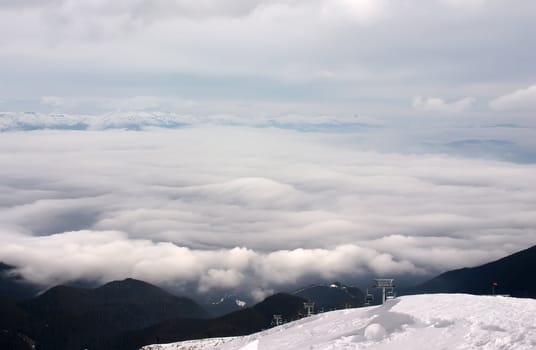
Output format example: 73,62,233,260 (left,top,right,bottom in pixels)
141,294,536,350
